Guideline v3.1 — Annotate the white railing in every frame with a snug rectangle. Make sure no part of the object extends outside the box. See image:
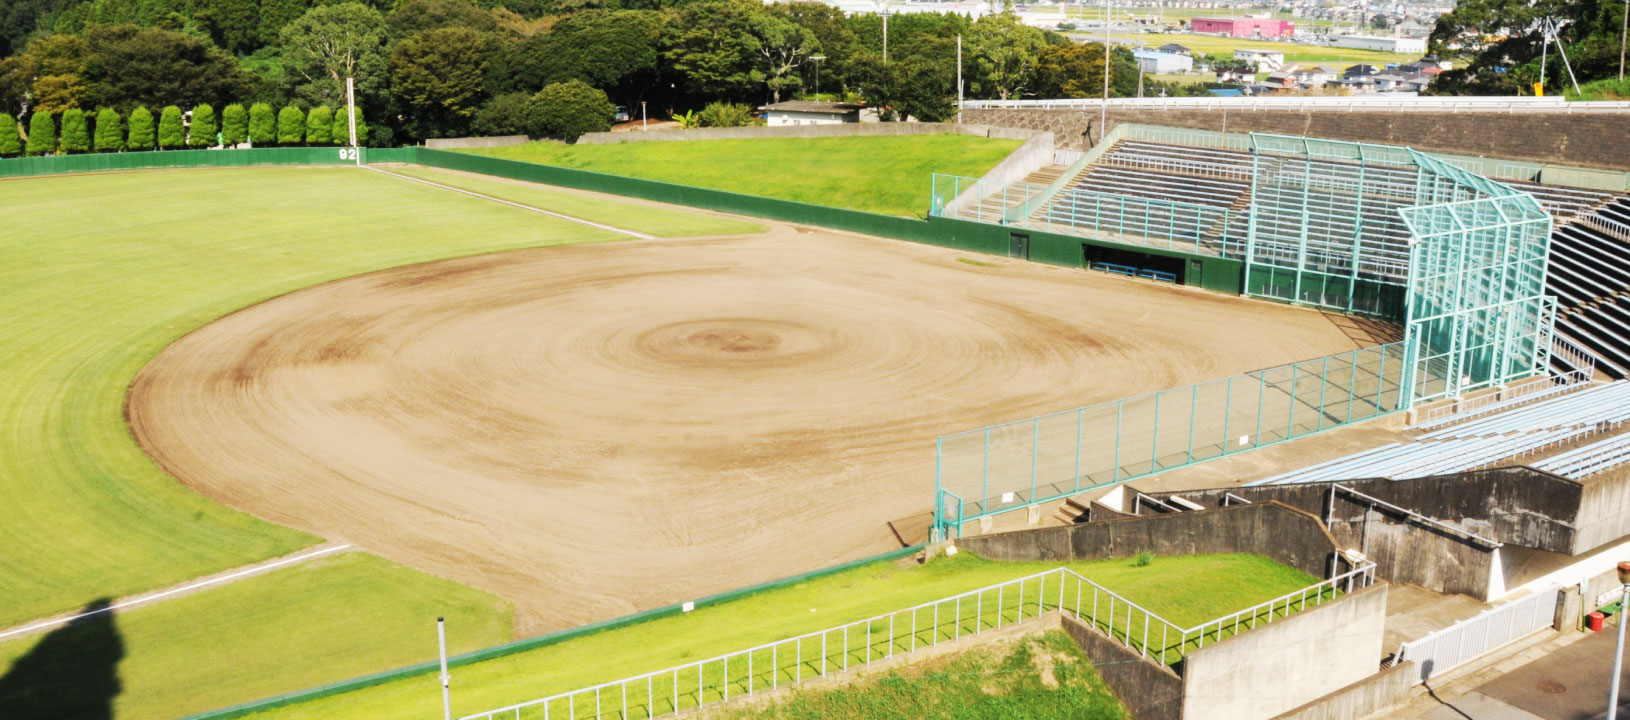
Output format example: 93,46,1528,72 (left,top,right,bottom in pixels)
462,562,1376,720
1392,587,1560,685
964,97,1630,114
1411,369,1595,429
1102,154,1254,182
1584,212,1630,244
1534,432,1630,478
